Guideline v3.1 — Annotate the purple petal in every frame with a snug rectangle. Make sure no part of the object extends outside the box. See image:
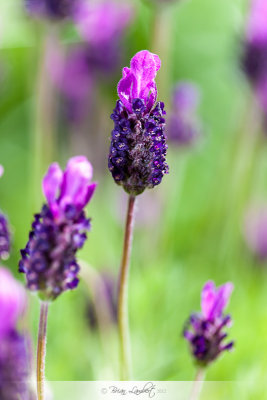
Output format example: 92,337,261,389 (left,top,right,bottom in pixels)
42,163,63,217
118,50,161,112
0,165,4,178
59,156,94,211
201,281,216,319
83,182,98,207
117,67,133,112
201,281,234,320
